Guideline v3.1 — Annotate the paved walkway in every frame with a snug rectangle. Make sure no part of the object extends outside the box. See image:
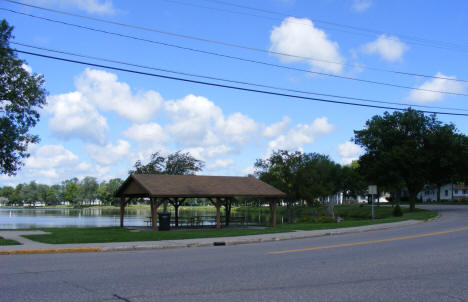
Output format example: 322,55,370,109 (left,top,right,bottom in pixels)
0,219,425,254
